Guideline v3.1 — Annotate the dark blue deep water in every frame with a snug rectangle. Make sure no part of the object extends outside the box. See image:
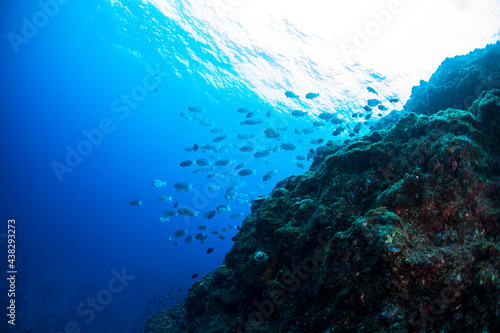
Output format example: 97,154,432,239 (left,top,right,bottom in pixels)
1,1,499,332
